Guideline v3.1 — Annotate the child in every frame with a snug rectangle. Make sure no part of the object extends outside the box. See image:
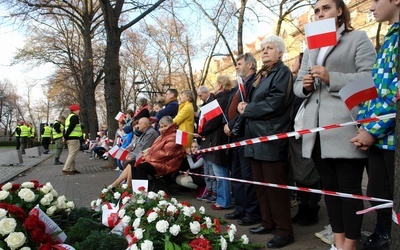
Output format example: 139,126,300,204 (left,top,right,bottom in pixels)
351,1,399,248
175,141,206,197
